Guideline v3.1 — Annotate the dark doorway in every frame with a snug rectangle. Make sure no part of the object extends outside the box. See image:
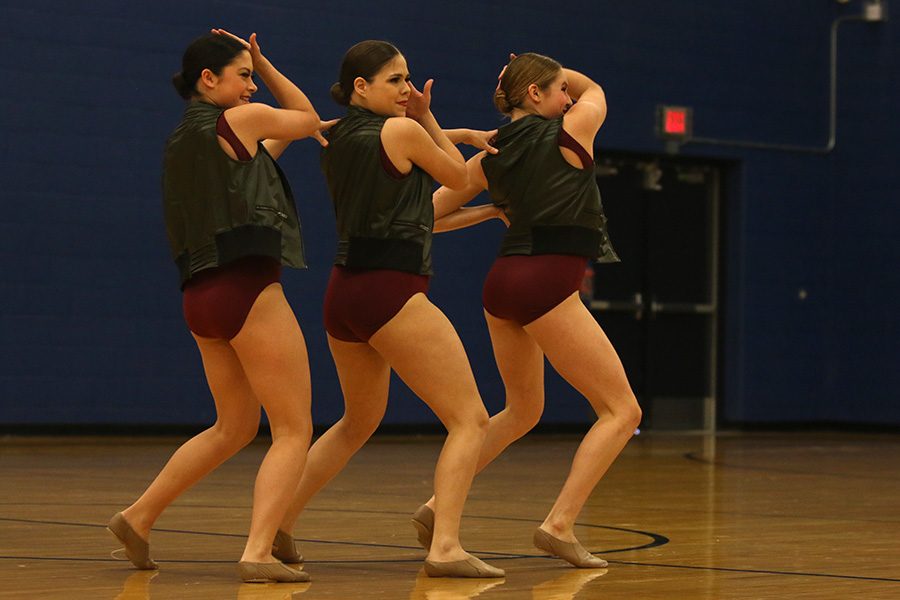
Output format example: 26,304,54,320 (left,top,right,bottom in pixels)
590,153,723,431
